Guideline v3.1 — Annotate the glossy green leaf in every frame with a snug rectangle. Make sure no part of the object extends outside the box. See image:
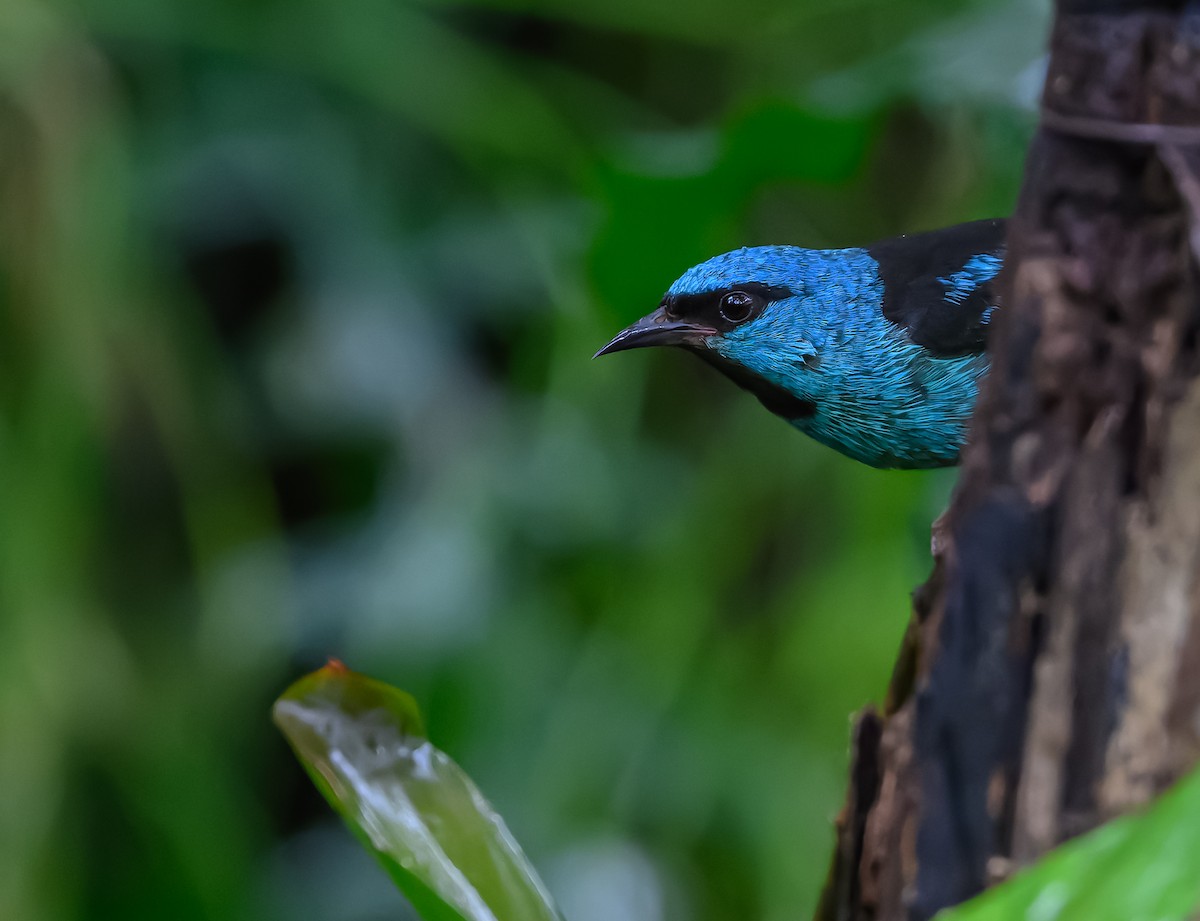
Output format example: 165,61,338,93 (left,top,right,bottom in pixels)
273,662,563,921
937,767,1200,921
